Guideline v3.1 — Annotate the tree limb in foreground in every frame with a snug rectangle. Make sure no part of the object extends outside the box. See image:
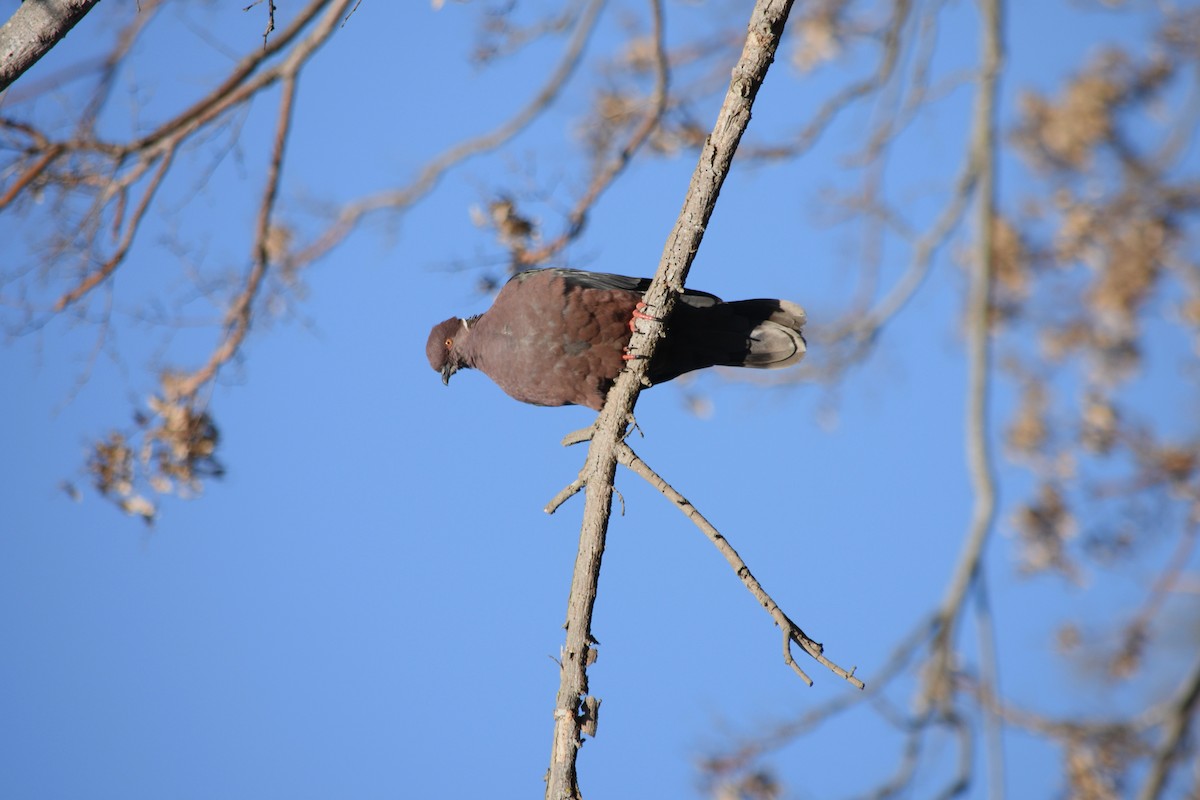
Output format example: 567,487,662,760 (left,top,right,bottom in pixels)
0,0,102,93
542,1,864,798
